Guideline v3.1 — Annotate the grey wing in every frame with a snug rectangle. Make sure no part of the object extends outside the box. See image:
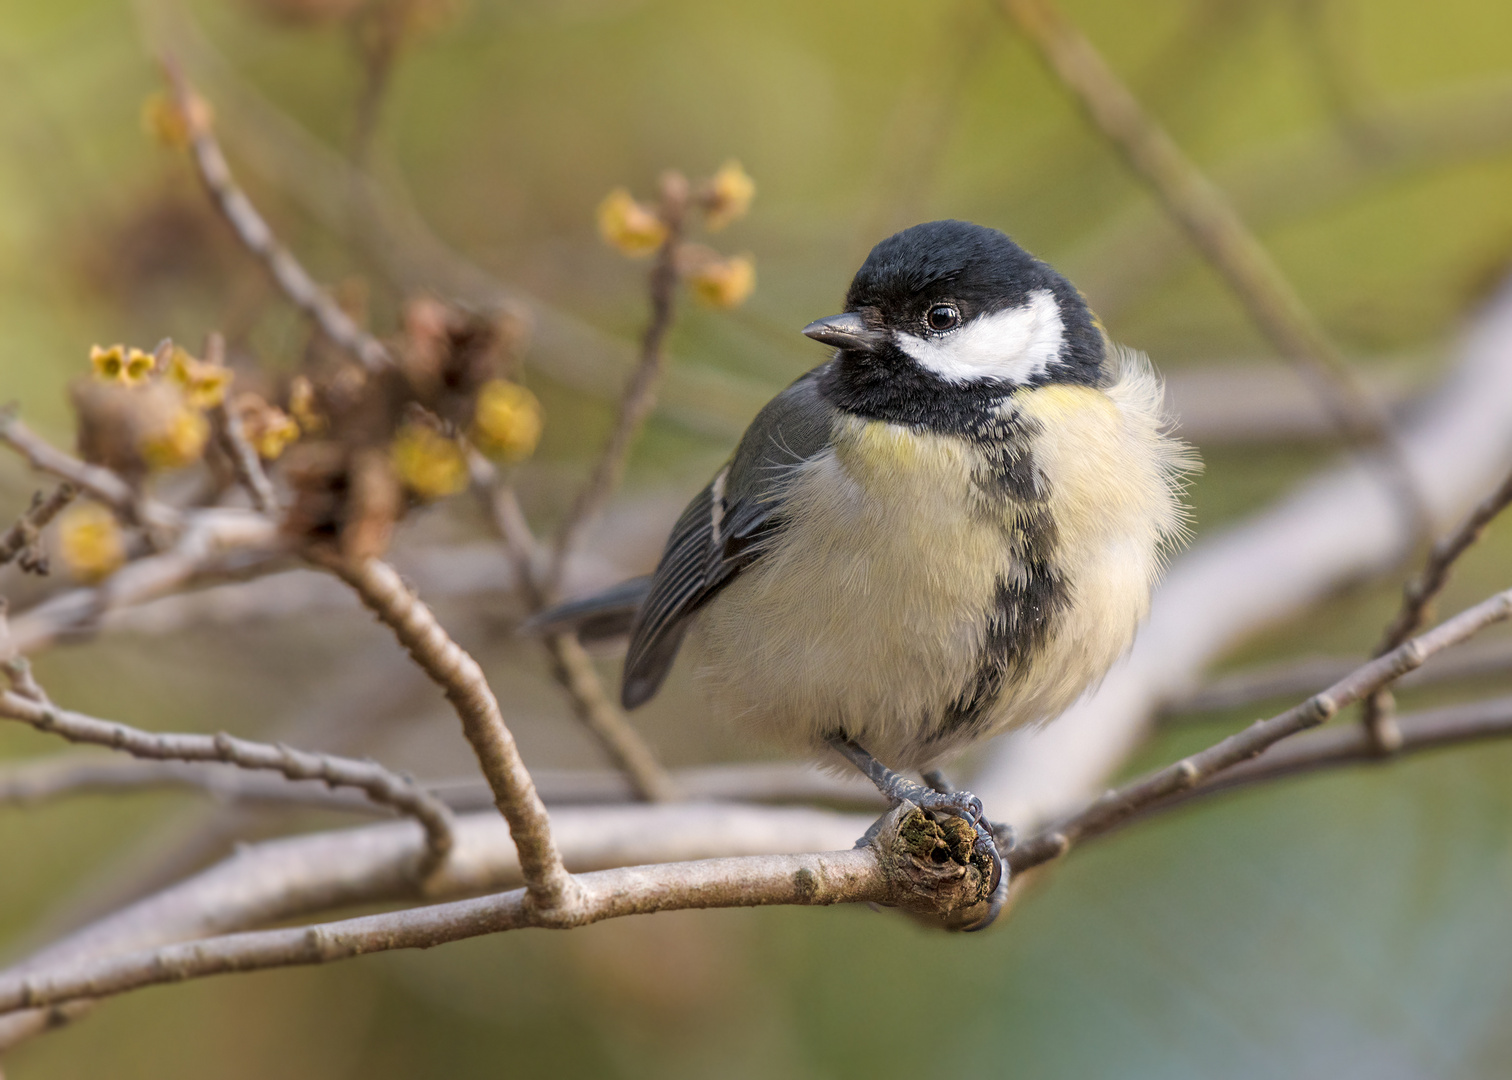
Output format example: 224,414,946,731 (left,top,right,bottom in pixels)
621,365,838,708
